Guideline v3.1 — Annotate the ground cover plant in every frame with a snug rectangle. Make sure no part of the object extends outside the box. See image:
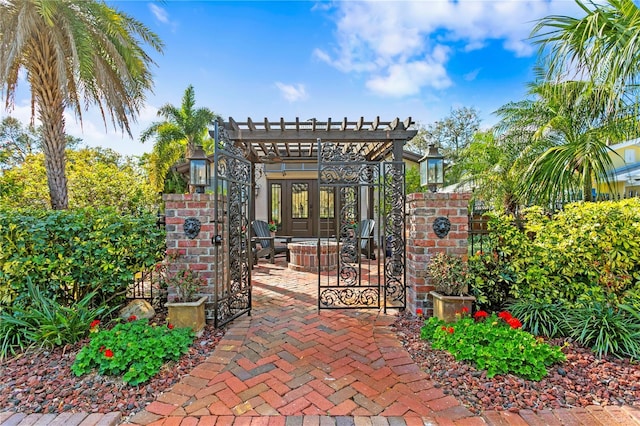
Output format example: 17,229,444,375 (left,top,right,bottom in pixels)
72,317,194,385
421,310,566,381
